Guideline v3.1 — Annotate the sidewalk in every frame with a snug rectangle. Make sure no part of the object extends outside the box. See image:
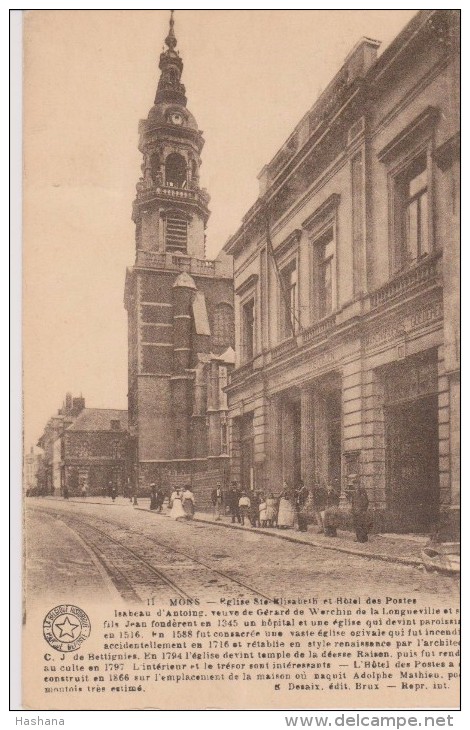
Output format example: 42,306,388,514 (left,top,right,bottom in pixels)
39,495,429,568
191,510,429,568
